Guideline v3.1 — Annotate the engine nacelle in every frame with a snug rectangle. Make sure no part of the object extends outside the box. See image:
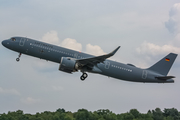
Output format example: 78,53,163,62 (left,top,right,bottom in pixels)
59,57,78,73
